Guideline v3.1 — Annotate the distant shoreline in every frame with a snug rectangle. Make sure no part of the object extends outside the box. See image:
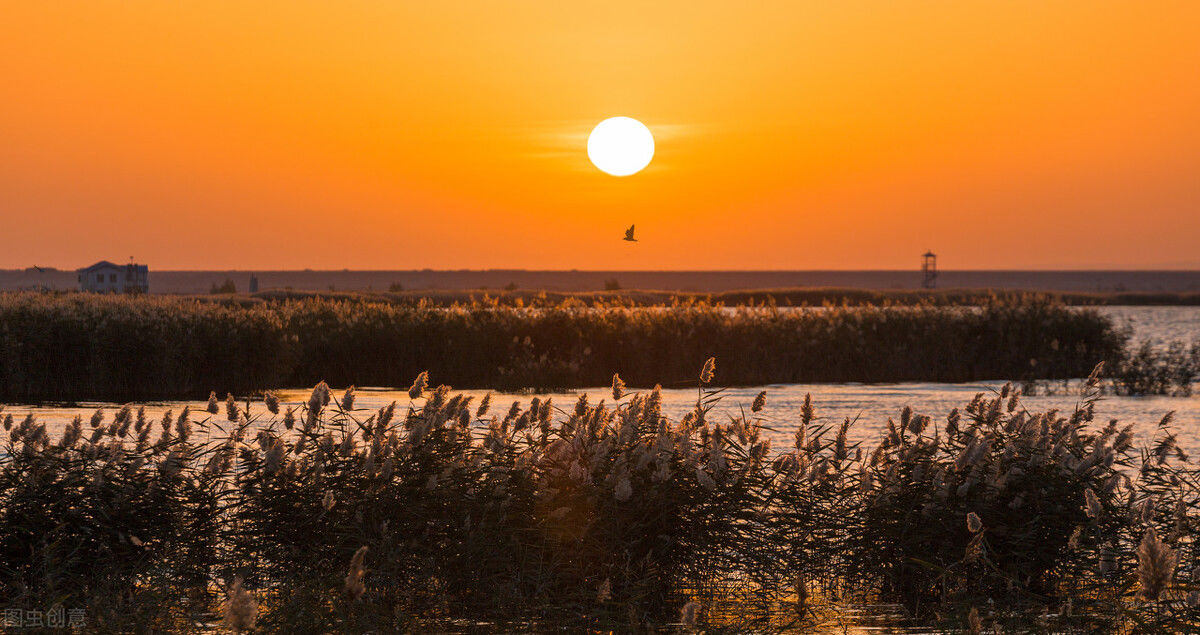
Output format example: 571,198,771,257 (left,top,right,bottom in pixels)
4,268,1200,295
238,287,1200,307
5,286,1200,307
